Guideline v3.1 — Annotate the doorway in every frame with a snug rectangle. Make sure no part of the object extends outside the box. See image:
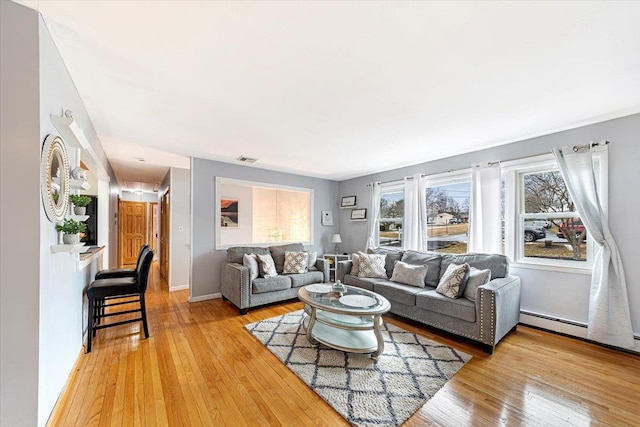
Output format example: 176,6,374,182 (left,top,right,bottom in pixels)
149,202,158,258
118,199,147,267
160,190,170,280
